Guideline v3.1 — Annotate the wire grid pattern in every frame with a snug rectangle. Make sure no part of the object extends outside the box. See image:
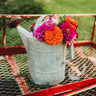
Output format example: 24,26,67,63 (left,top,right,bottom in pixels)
5,17,37,47
3,16,95,47
0,56,21,96
5,18,23,47
73,16,95,41
0,18,3,47
0,45,96,95
73,88,96,96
